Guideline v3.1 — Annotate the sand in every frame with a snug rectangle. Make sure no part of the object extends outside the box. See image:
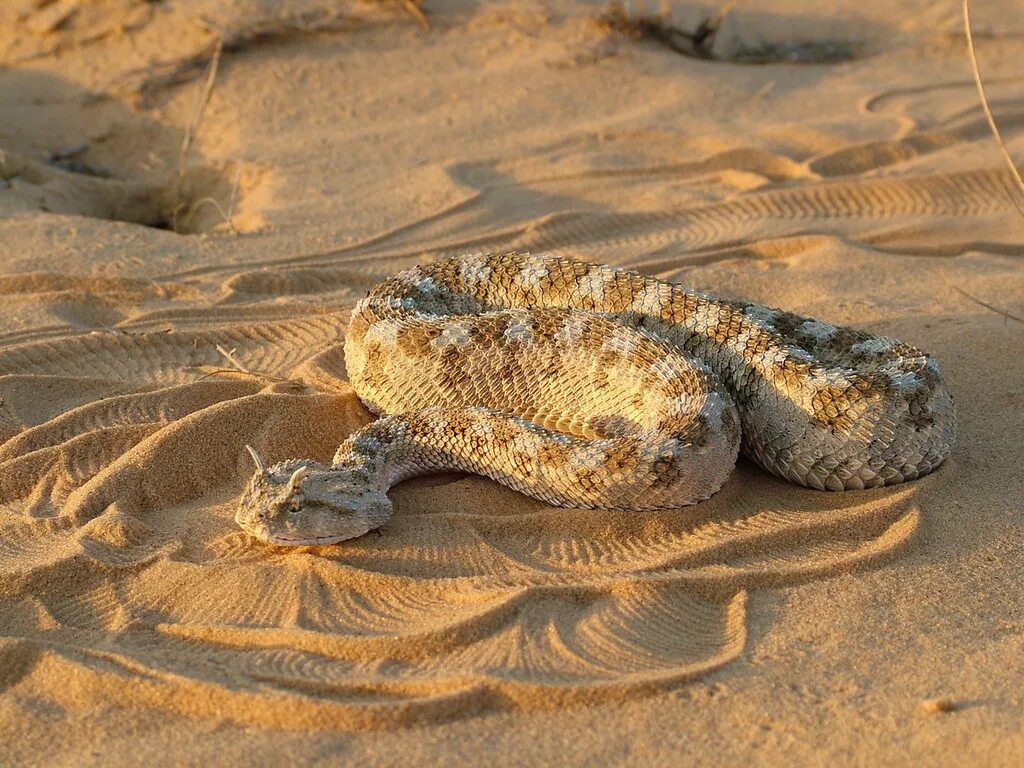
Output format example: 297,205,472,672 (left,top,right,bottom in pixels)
0,0,1022,764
